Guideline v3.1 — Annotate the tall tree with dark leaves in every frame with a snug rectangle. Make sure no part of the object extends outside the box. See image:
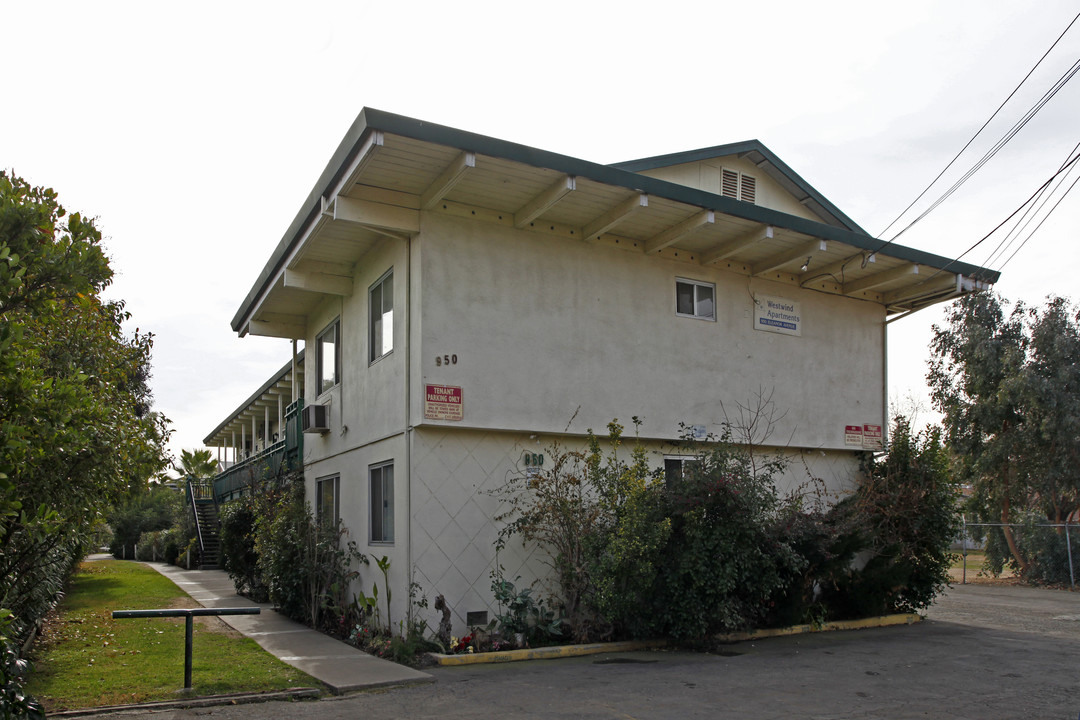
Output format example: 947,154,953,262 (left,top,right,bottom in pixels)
0,172,170,649
929,291,1080,573
928,292,1028,570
